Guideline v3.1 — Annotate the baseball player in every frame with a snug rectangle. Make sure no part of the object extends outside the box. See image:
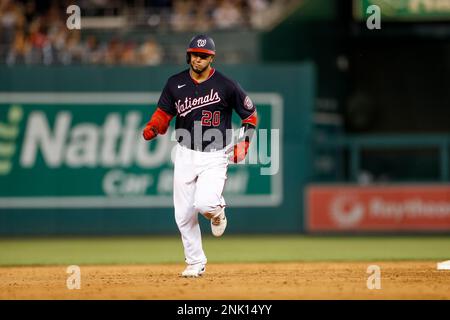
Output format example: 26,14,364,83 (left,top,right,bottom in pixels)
143,34,258,277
